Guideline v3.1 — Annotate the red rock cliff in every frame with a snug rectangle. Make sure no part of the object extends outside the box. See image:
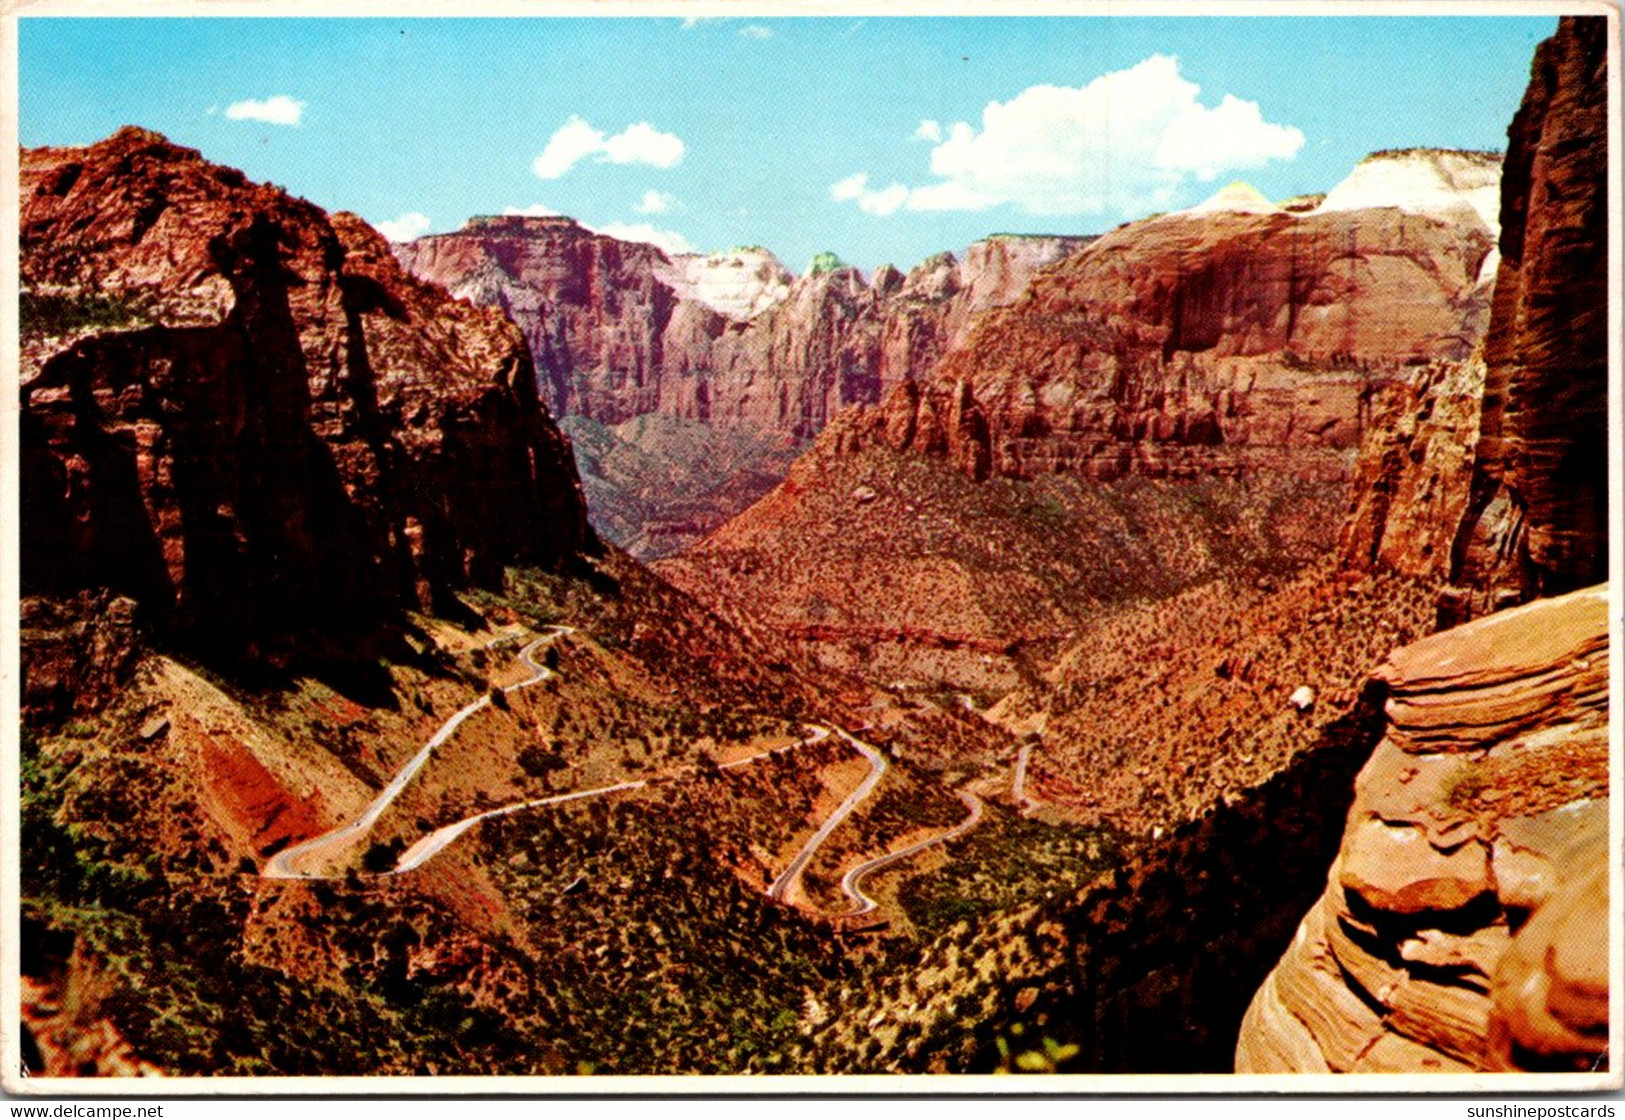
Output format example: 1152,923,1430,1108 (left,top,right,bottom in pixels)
397,220,1089,439
843,197,1495,483
1239,17,1613,1075
20,128,592,666
396,215,682,423
1441,15,1611,622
